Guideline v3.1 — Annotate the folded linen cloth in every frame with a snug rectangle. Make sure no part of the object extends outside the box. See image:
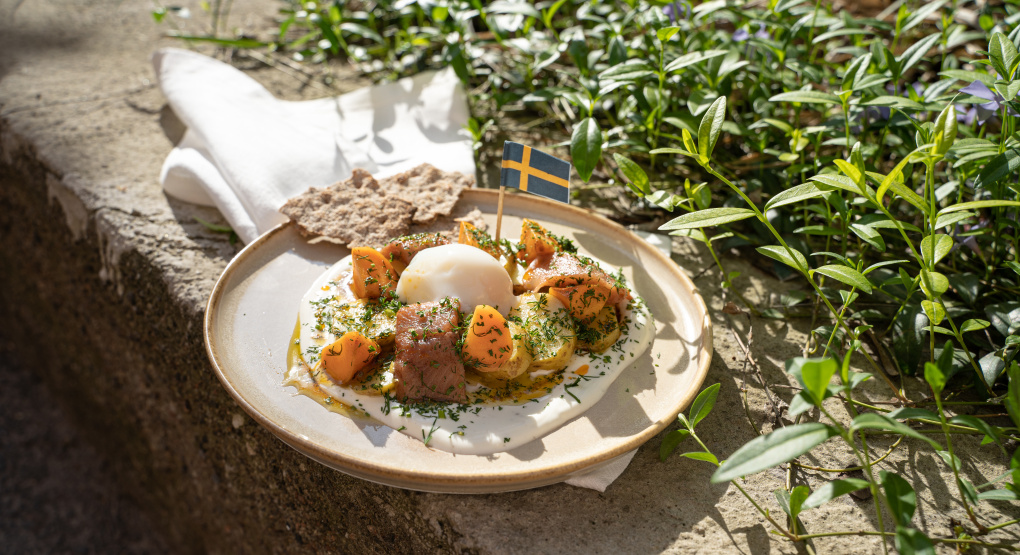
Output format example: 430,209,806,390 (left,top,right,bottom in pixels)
153,47,638,491
153,47,475,243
